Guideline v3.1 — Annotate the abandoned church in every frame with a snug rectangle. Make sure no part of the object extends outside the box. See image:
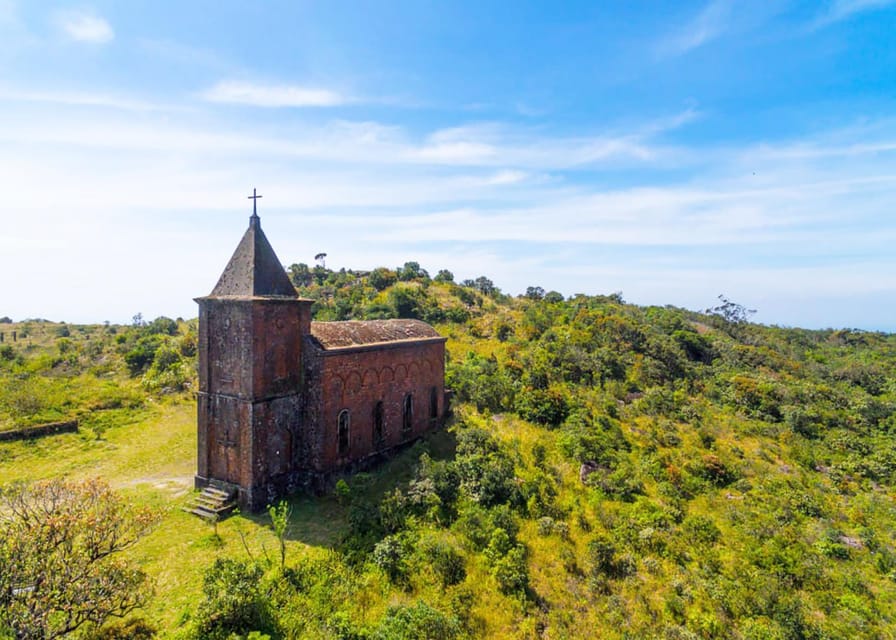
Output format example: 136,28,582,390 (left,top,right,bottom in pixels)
194,198,447,510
